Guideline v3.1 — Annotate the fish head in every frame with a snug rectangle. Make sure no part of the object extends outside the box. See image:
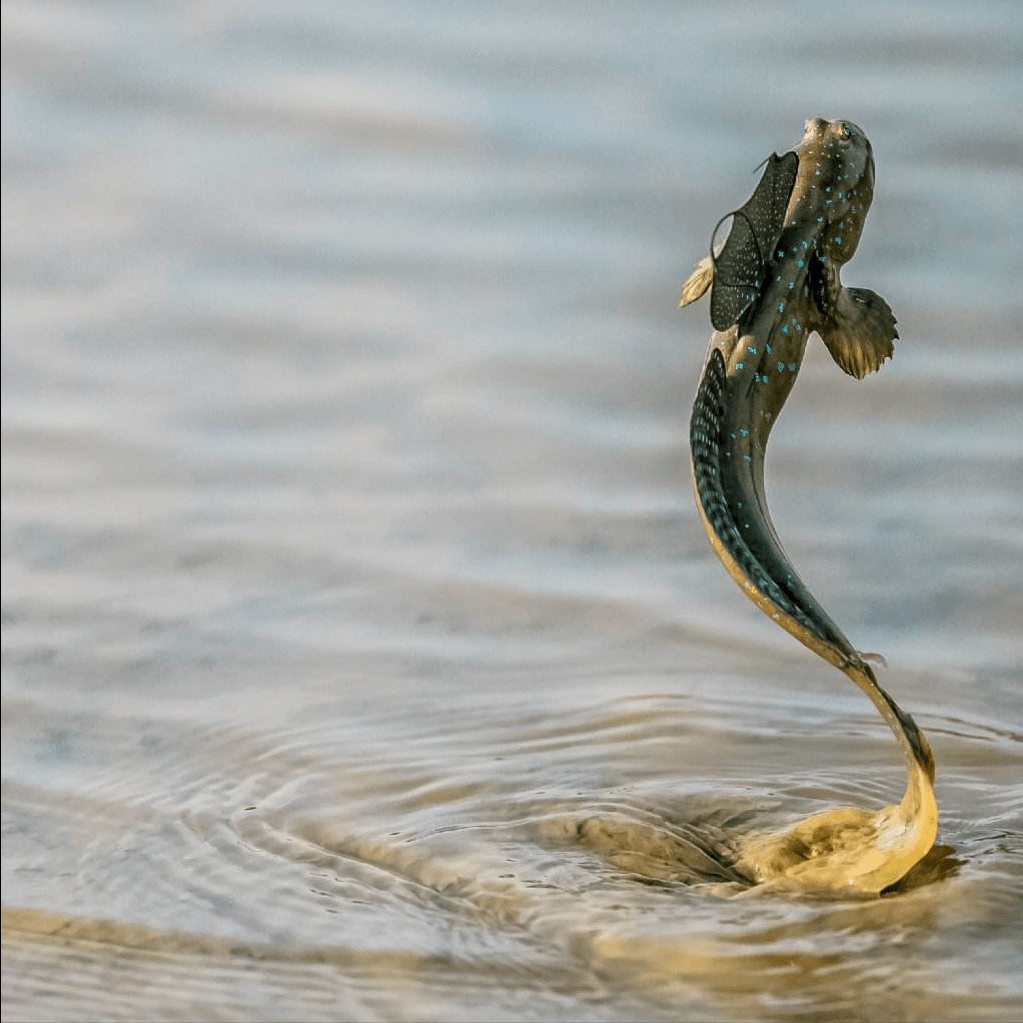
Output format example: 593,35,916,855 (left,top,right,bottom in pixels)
791,118,876,264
